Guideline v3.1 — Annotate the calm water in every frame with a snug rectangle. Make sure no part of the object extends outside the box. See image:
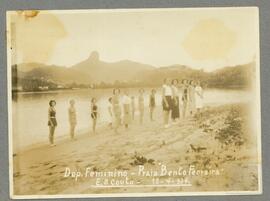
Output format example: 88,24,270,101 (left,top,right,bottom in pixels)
12,88,252,151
